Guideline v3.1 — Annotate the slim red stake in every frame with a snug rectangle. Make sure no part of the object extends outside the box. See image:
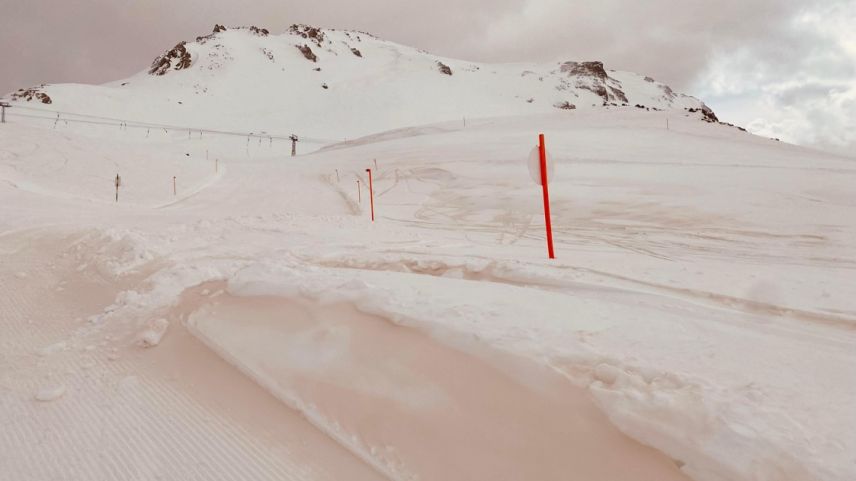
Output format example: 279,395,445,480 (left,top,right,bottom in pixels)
539,134,555,259
365,169,375,222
